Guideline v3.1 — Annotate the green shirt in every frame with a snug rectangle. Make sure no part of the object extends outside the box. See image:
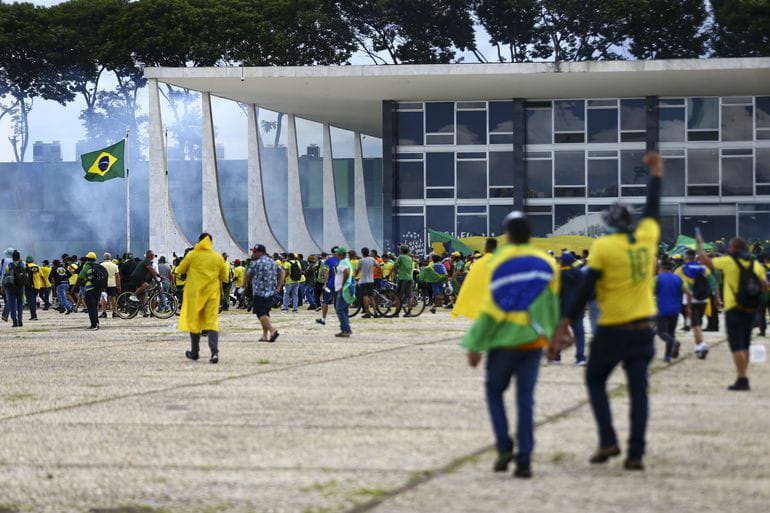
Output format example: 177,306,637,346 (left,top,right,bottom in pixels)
395,254,413,281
